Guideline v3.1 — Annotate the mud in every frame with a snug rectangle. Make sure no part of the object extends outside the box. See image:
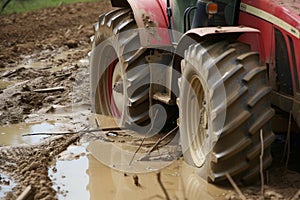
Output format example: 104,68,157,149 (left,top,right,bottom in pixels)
0,1,109,199
0,1,111,68
1,1,300,200
0,121,63,145
0,134,79,200
0,1,111,126
2,115,300,199
0,46,90,125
